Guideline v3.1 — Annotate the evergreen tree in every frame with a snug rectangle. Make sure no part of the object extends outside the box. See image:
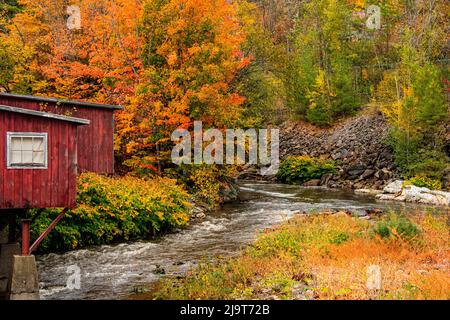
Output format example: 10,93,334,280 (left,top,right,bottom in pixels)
285,0,359,126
